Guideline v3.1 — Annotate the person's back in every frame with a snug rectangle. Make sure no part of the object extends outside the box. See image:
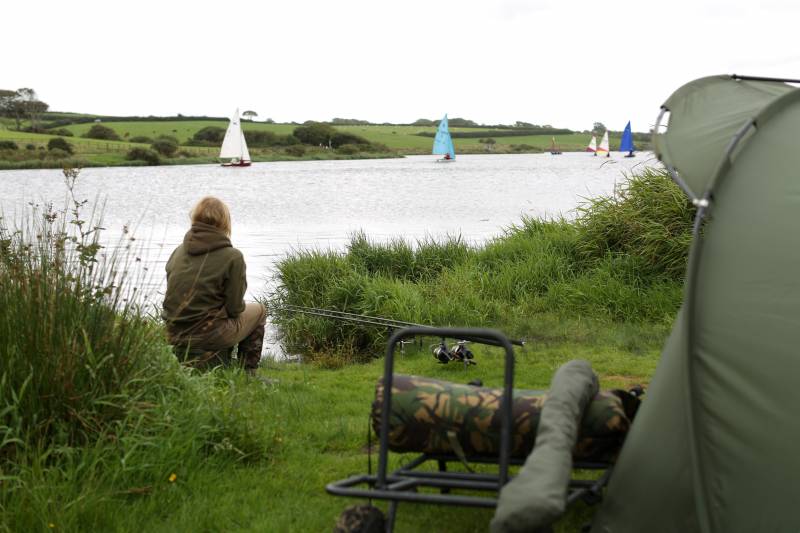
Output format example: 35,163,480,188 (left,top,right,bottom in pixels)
163,221,245,331
163,197,266,372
